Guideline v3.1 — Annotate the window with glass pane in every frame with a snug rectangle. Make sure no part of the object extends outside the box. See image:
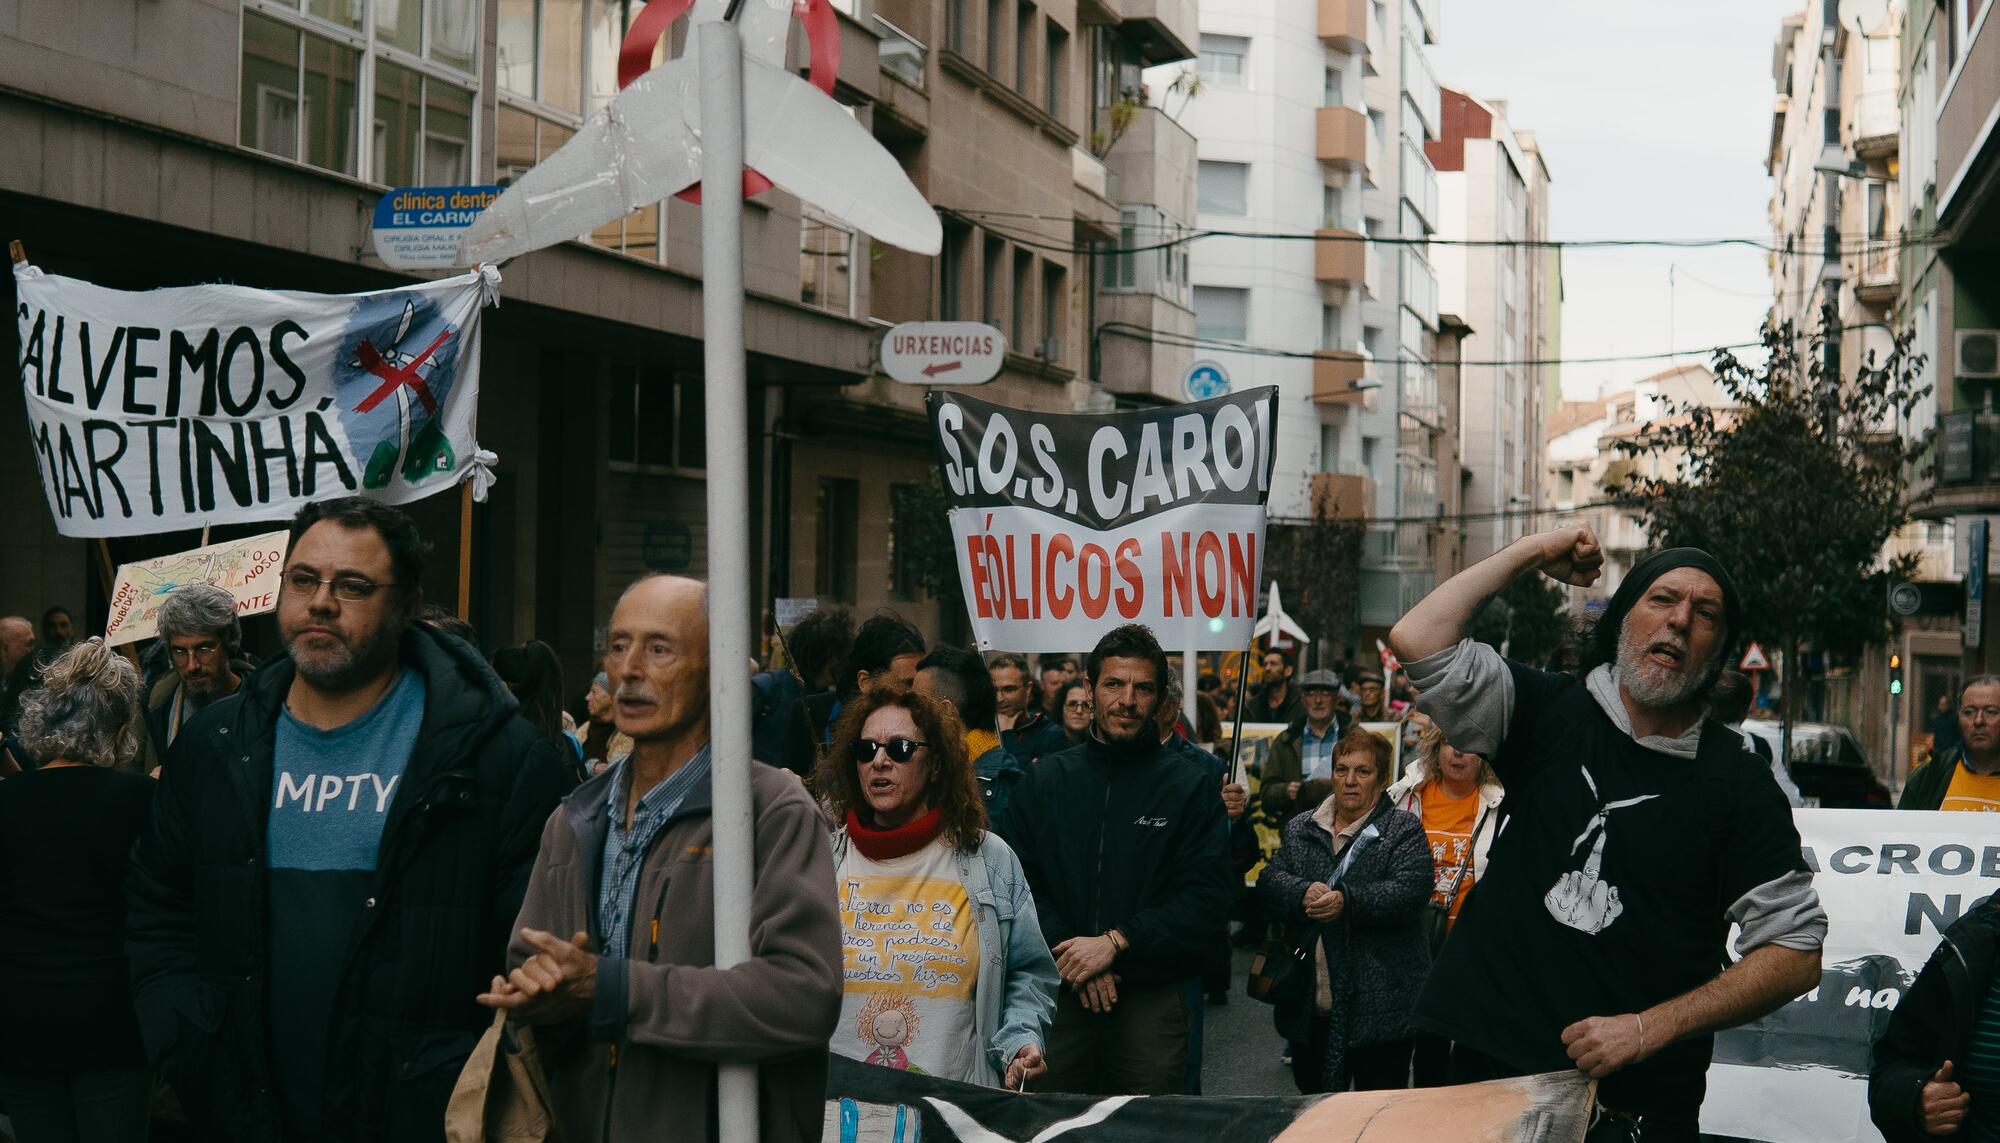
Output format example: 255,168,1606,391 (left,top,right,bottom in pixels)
1324,66,1343,106
889,484,921,599
1012,250,1033,346
1042,264,1063,360
538,120,574,160
608,367,638,462
425,81,474,183
941,222,969,320
307,0,364,31
801,209,855,316
496,105,537,182
1015,3,1033,90
374,61,422,187
1045,25,1066,115
547,0,588,113
242,13,301,161
1194,286,1248,342
1101,210,1137,289
1197,35,1246,85
983,237,1005,328
430,0,479,72
1321,304,1344,350
376,0,419,54
498,0,537,96
676,376,705,468
301,35,361,176
633,362,674,466
1198,161,1248,215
